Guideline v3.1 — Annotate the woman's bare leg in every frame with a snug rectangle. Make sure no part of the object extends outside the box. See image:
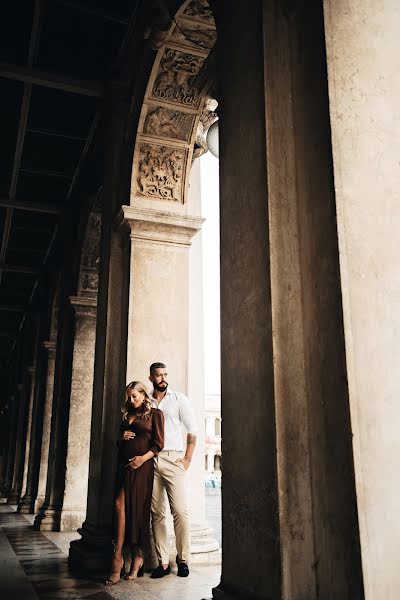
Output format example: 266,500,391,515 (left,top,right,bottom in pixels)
114,487,126,556
105,487,125,584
